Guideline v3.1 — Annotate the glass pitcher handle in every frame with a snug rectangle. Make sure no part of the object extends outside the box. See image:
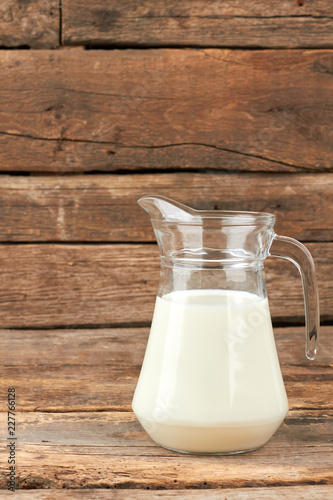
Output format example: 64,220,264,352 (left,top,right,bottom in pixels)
269,234,319,360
